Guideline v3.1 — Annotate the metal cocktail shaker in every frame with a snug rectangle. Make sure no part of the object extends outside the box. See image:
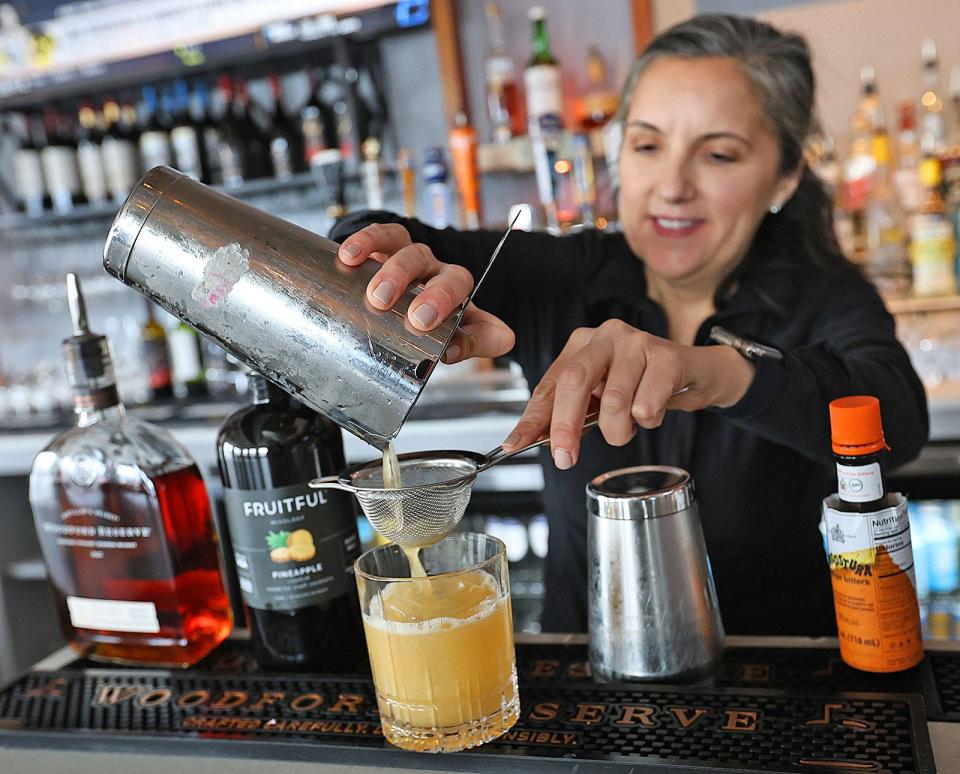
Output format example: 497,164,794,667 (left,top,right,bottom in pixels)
587,466,724,682
102,166,459,449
